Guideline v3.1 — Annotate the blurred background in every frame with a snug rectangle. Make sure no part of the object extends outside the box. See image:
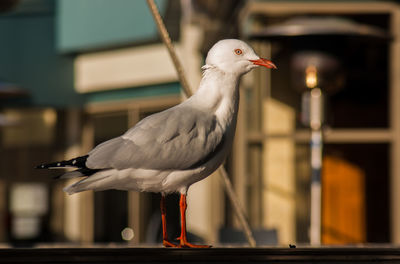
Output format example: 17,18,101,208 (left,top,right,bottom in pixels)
0,0,399,247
